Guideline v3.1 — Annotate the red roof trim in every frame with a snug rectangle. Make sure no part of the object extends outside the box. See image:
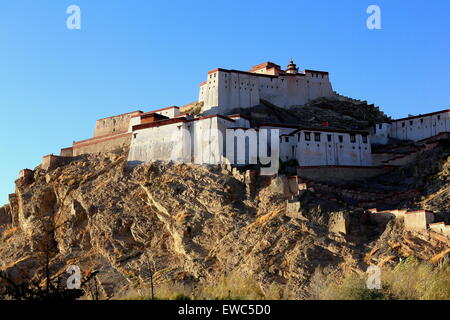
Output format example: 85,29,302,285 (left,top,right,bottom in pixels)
132,114,235,131
259,123,370,135
73,131,130,146
131,106,180,118
133,118,185,131
249,62,282,71
185,114,235,123
73,133,132,149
